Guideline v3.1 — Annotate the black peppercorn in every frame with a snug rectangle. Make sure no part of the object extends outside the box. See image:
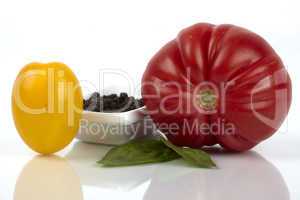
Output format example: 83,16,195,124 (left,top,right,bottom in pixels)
84,92,144,113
